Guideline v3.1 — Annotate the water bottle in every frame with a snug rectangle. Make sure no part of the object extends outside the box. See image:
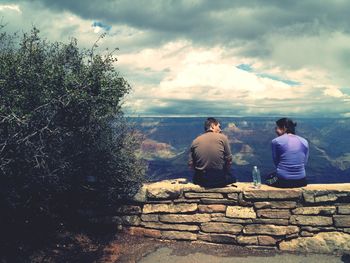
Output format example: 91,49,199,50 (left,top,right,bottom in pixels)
252,166,261,188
